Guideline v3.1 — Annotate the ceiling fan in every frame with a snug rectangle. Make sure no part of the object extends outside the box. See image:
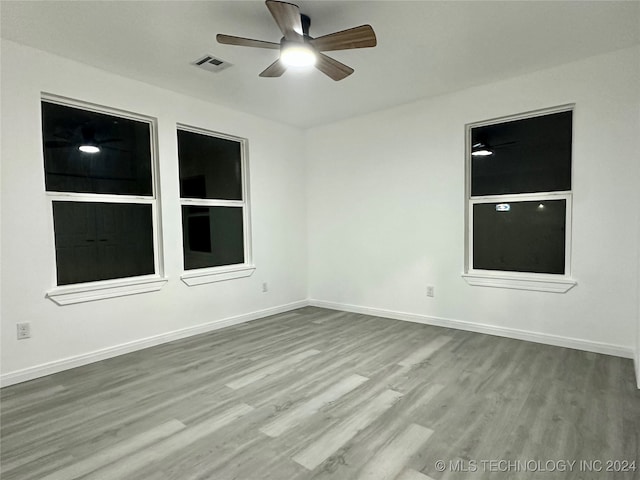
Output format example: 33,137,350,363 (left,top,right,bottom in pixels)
45,125,122,154
471,141,518,157
217,0,376,81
